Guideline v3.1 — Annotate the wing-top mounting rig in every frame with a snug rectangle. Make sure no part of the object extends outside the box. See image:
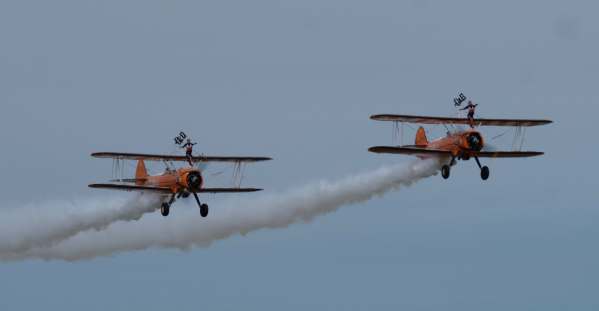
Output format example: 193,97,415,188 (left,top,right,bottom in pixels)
369,102,552,180
89,132,272,217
